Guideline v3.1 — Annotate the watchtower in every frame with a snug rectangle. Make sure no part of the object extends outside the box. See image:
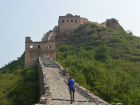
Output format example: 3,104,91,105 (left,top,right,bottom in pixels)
25,37,56,68
58,14,88,32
